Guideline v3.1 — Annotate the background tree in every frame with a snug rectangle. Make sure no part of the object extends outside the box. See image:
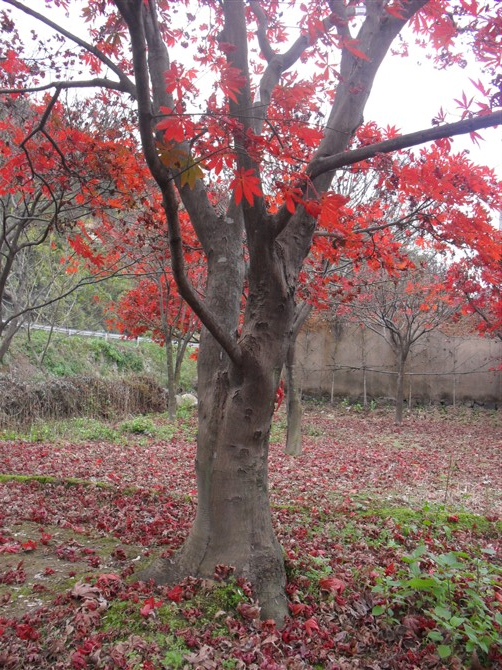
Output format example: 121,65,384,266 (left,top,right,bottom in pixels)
105,204,202,418
2,0,501,623
0,89,151,362
285,131,501,447
447,254,502,343
1,229,128,367
346,255,459,423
